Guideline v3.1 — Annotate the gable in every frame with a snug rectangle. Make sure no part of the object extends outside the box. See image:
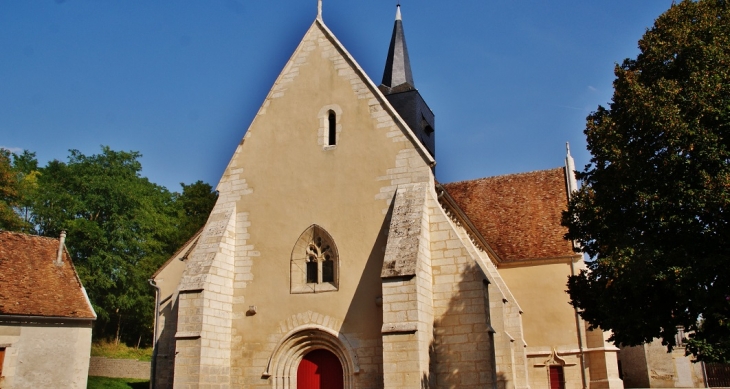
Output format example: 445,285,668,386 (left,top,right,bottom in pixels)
218,19,434,196
0,232,95,319
207,19,437,268
168,17,441,346
443,168,576,262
